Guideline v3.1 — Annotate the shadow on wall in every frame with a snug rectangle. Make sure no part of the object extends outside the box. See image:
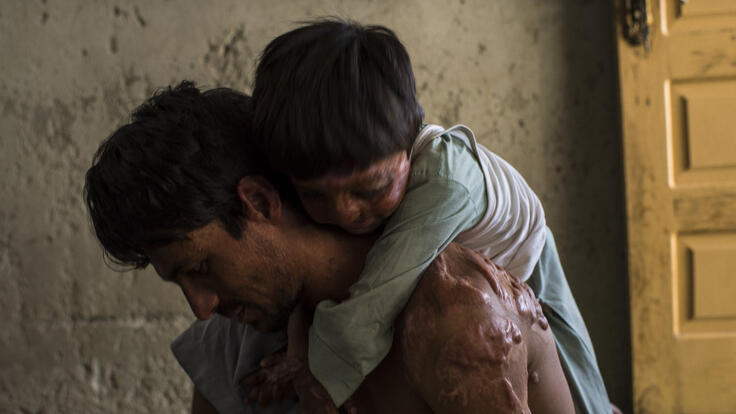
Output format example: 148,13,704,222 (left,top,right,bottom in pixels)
556,1,632,412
